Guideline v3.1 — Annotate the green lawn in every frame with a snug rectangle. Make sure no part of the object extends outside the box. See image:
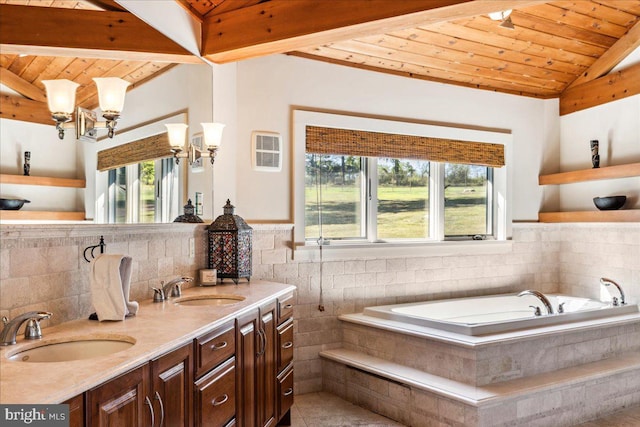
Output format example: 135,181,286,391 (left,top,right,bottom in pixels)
305,184,487,239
